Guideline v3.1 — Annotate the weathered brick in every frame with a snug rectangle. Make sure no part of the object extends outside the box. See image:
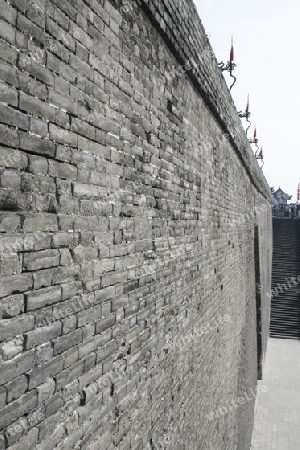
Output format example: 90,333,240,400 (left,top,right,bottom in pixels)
50,86,78,114
0,38,17,67
16,13,45,45
0,104,29,130
78,335,102,360
94,259,115,276
6,374,28,403
19,132,56,158
53,328,83,356
5,417,28,446
45,16,75,51
101,270,128,287
22,213,57,233
78,364,103,391
0,351,34,386
0,336,23,361
111,295,128,312
28,155,48,175
30,118,48,137
0,390,37,430
37,412,65,445
73,183,102,198
62,315,77,335
94,286,115,305
0,213,21,233
0,123,19,147
95,314,116,334
77,305,101,328
18,53,54,86
0,294,24,319
23,249,60,271
5,427,38,450
0,18,15,45
0,81,18,106
72,247,98,263
28,356,64,390
0,148,27,170
33,269,53,290
0,170,20,190
0,387,6,409
52,232,78,249
49,124,78,147
49,160,77,180
37,379,55,404
0,314,34,342
0,0,17,24
0,273,32,299
24,321,62,349
25,285,62,311
45,391,64,417
19,92,56,122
